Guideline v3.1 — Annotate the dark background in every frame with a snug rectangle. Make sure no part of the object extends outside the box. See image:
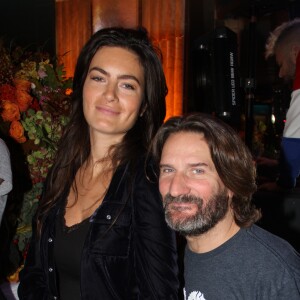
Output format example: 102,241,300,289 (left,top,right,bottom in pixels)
0,0,55,54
